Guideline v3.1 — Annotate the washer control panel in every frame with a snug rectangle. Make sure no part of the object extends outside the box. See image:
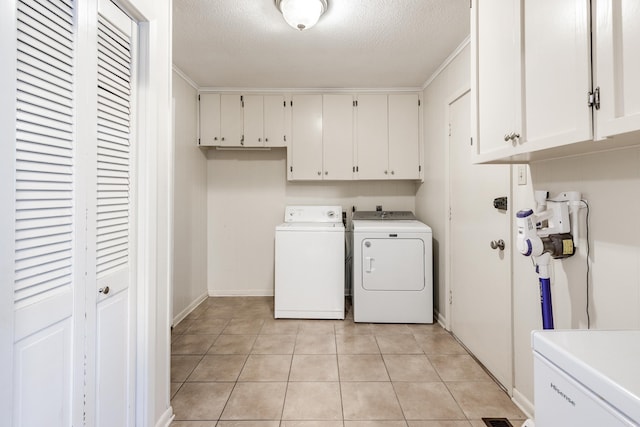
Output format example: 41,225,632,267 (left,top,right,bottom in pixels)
284,205,343,223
